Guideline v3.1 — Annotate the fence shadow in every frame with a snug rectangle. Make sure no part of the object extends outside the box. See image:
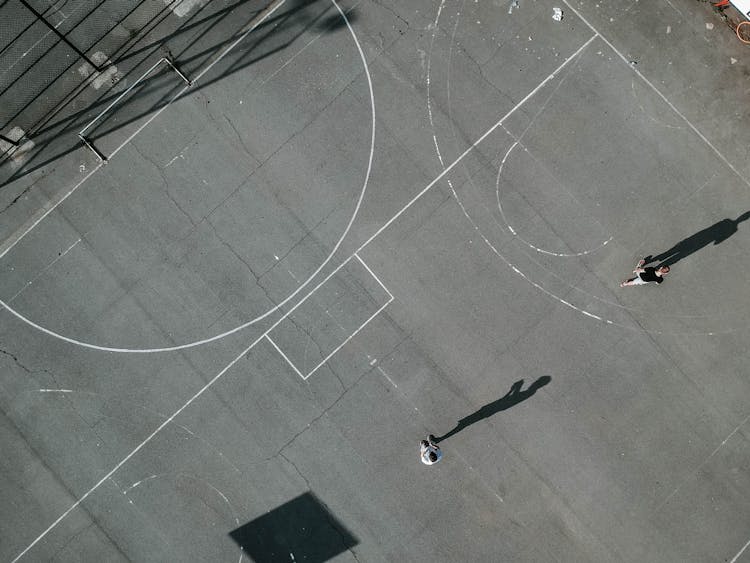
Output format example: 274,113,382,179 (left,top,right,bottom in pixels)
1,0,354,192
